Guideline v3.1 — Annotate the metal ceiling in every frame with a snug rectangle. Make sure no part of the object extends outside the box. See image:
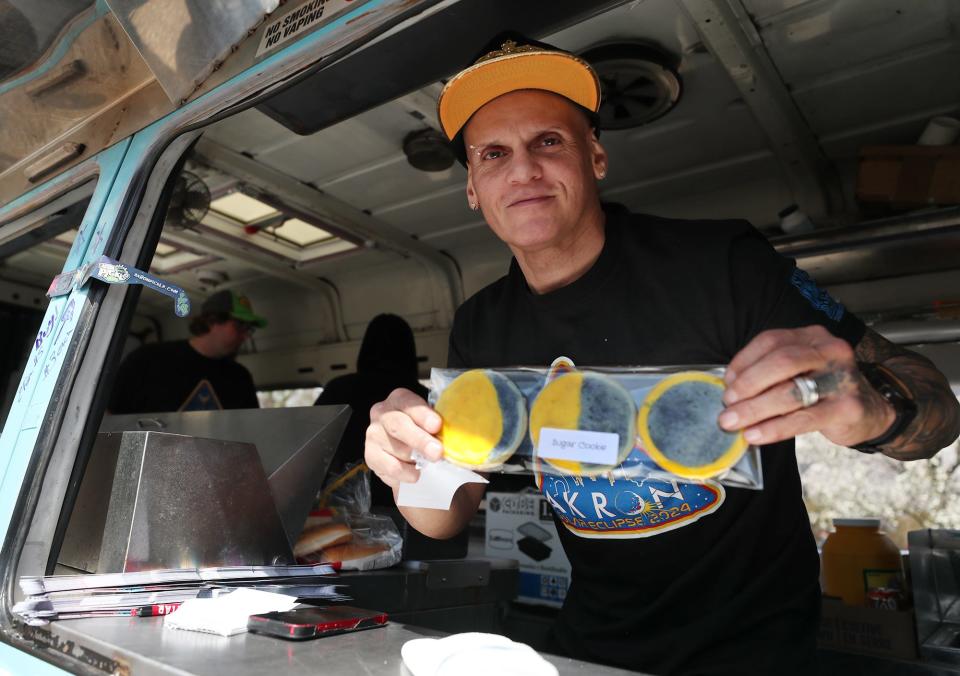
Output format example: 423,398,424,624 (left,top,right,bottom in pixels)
3,0,960,348
202,0,960,260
